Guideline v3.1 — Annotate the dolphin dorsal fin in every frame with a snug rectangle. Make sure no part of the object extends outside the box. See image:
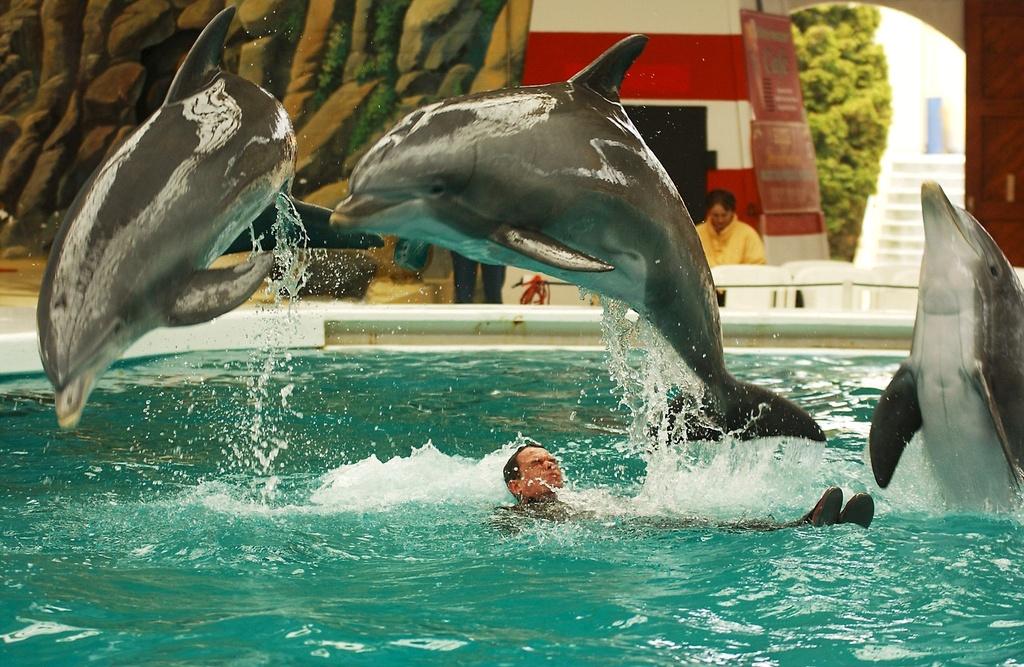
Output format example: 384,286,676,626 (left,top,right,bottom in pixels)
569,34,648,102
163,6,235,105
